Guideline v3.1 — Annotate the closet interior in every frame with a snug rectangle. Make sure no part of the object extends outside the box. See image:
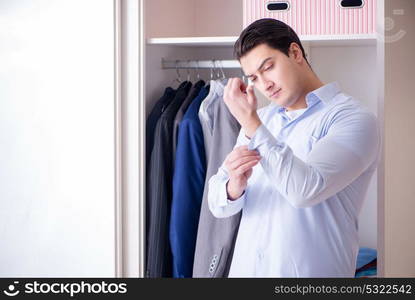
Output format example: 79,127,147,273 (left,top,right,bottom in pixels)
142,0,383,277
